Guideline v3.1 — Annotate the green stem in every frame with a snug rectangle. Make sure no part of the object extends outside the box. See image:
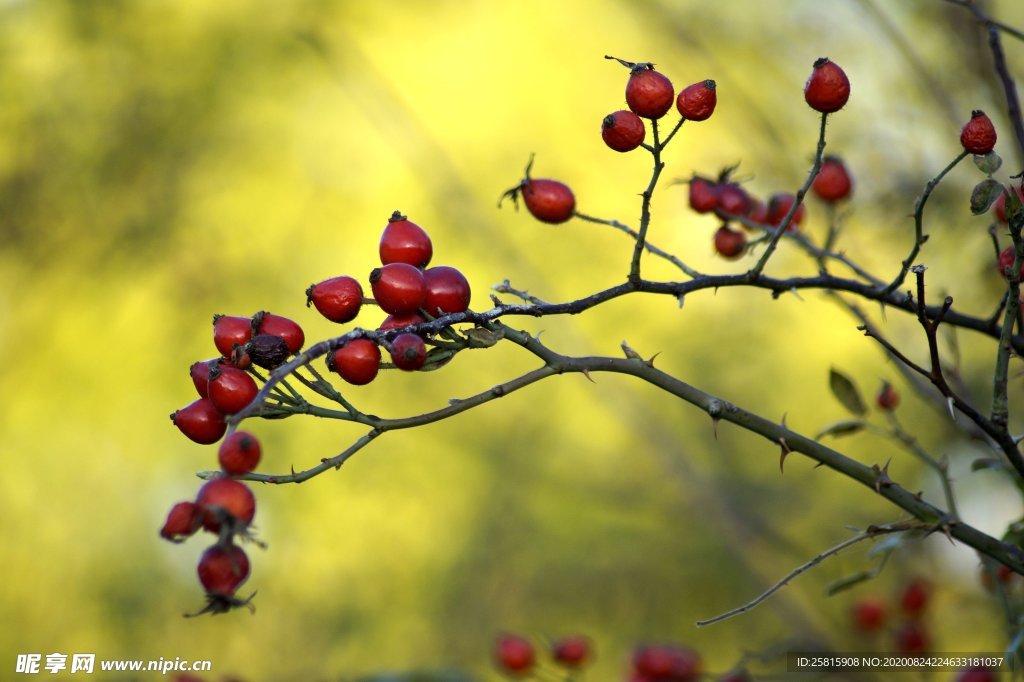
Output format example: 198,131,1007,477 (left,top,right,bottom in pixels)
629,119,665,283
